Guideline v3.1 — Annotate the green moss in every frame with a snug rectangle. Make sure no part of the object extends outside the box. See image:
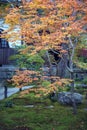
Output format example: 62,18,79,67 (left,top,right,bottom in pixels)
41,81,51,87
0,104,87,130
0,92,87,130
